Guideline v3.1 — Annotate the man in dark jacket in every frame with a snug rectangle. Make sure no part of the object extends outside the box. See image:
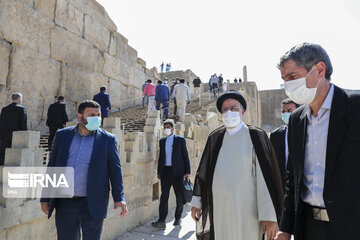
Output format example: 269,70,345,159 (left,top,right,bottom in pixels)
46,96,69,151
275,43,360,240
270,99,299,189
0,93,27,165
40,100,127,240
93,86,111,125
155,80,170,119
193,77,201,100
152,120,191,229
